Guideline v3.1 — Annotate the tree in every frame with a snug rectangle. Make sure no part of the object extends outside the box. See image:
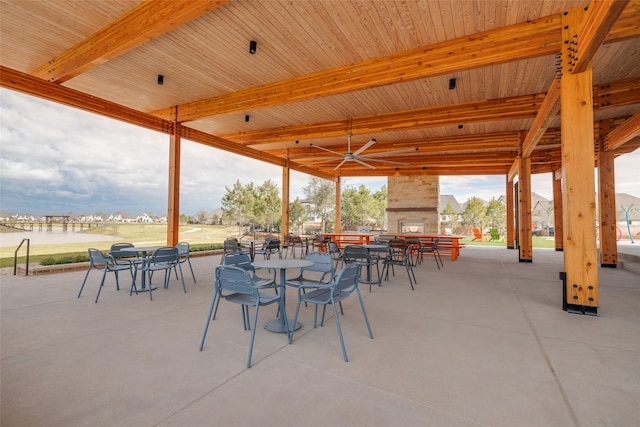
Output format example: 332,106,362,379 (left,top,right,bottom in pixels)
289,197,307,234
371,185,388,230
485,197,506,230
341,185,374,229
194,209,208,224
221,180,253,236
220,179,281,235
462,196,487,231
255,180,281,232
441,201,459,233
303,177,335,233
